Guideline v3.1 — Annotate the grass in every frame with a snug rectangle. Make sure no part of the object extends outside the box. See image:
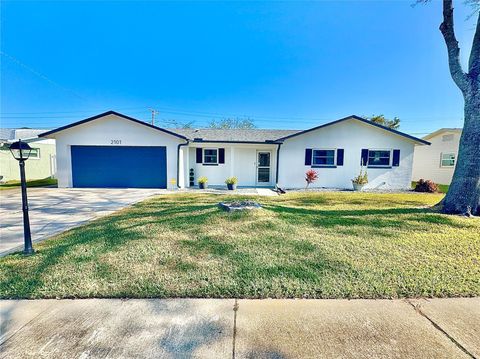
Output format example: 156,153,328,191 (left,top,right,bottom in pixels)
0,192,479,299
411,181,450,193
0,177,57,190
